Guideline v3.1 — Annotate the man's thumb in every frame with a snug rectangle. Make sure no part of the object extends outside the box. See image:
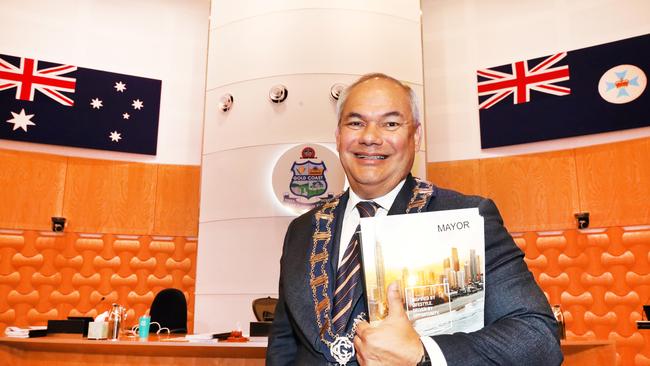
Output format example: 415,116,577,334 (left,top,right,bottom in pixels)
386,282,405,318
